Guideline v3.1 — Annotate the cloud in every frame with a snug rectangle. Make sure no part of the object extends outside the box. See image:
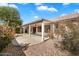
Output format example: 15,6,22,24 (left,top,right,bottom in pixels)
62,3,71,6
60,13,67,16
34,3,42,6
74,9,79,13
34,16,39,19
37,5,58,12
0,3,18,9
0,3,8,6
37,5,48,10
48,7,58,12
9,4,18,8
